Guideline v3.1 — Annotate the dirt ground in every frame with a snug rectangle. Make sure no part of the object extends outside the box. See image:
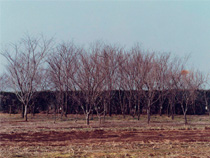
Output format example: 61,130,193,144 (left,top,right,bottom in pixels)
0,114,210,158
